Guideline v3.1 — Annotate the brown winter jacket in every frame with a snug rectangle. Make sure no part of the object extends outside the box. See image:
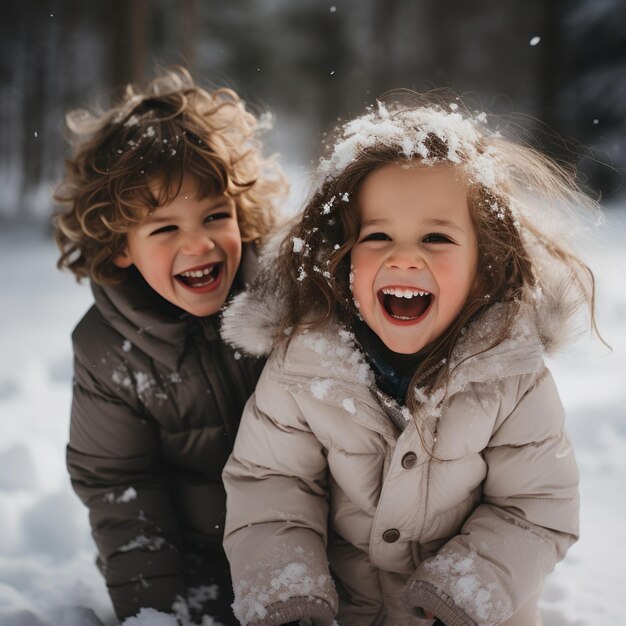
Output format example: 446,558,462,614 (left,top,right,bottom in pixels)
66,255,263,624
220,276,581,626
